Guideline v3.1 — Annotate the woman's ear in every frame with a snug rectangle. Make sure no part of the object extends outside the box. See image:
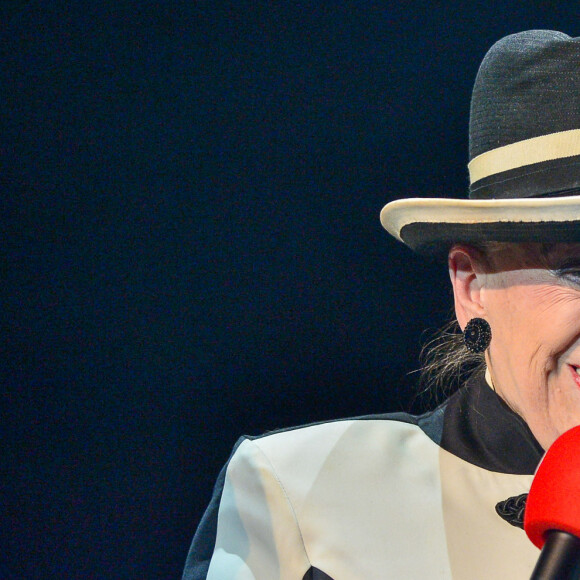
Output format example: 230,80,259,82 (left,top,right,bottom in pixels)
448,245,487,330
